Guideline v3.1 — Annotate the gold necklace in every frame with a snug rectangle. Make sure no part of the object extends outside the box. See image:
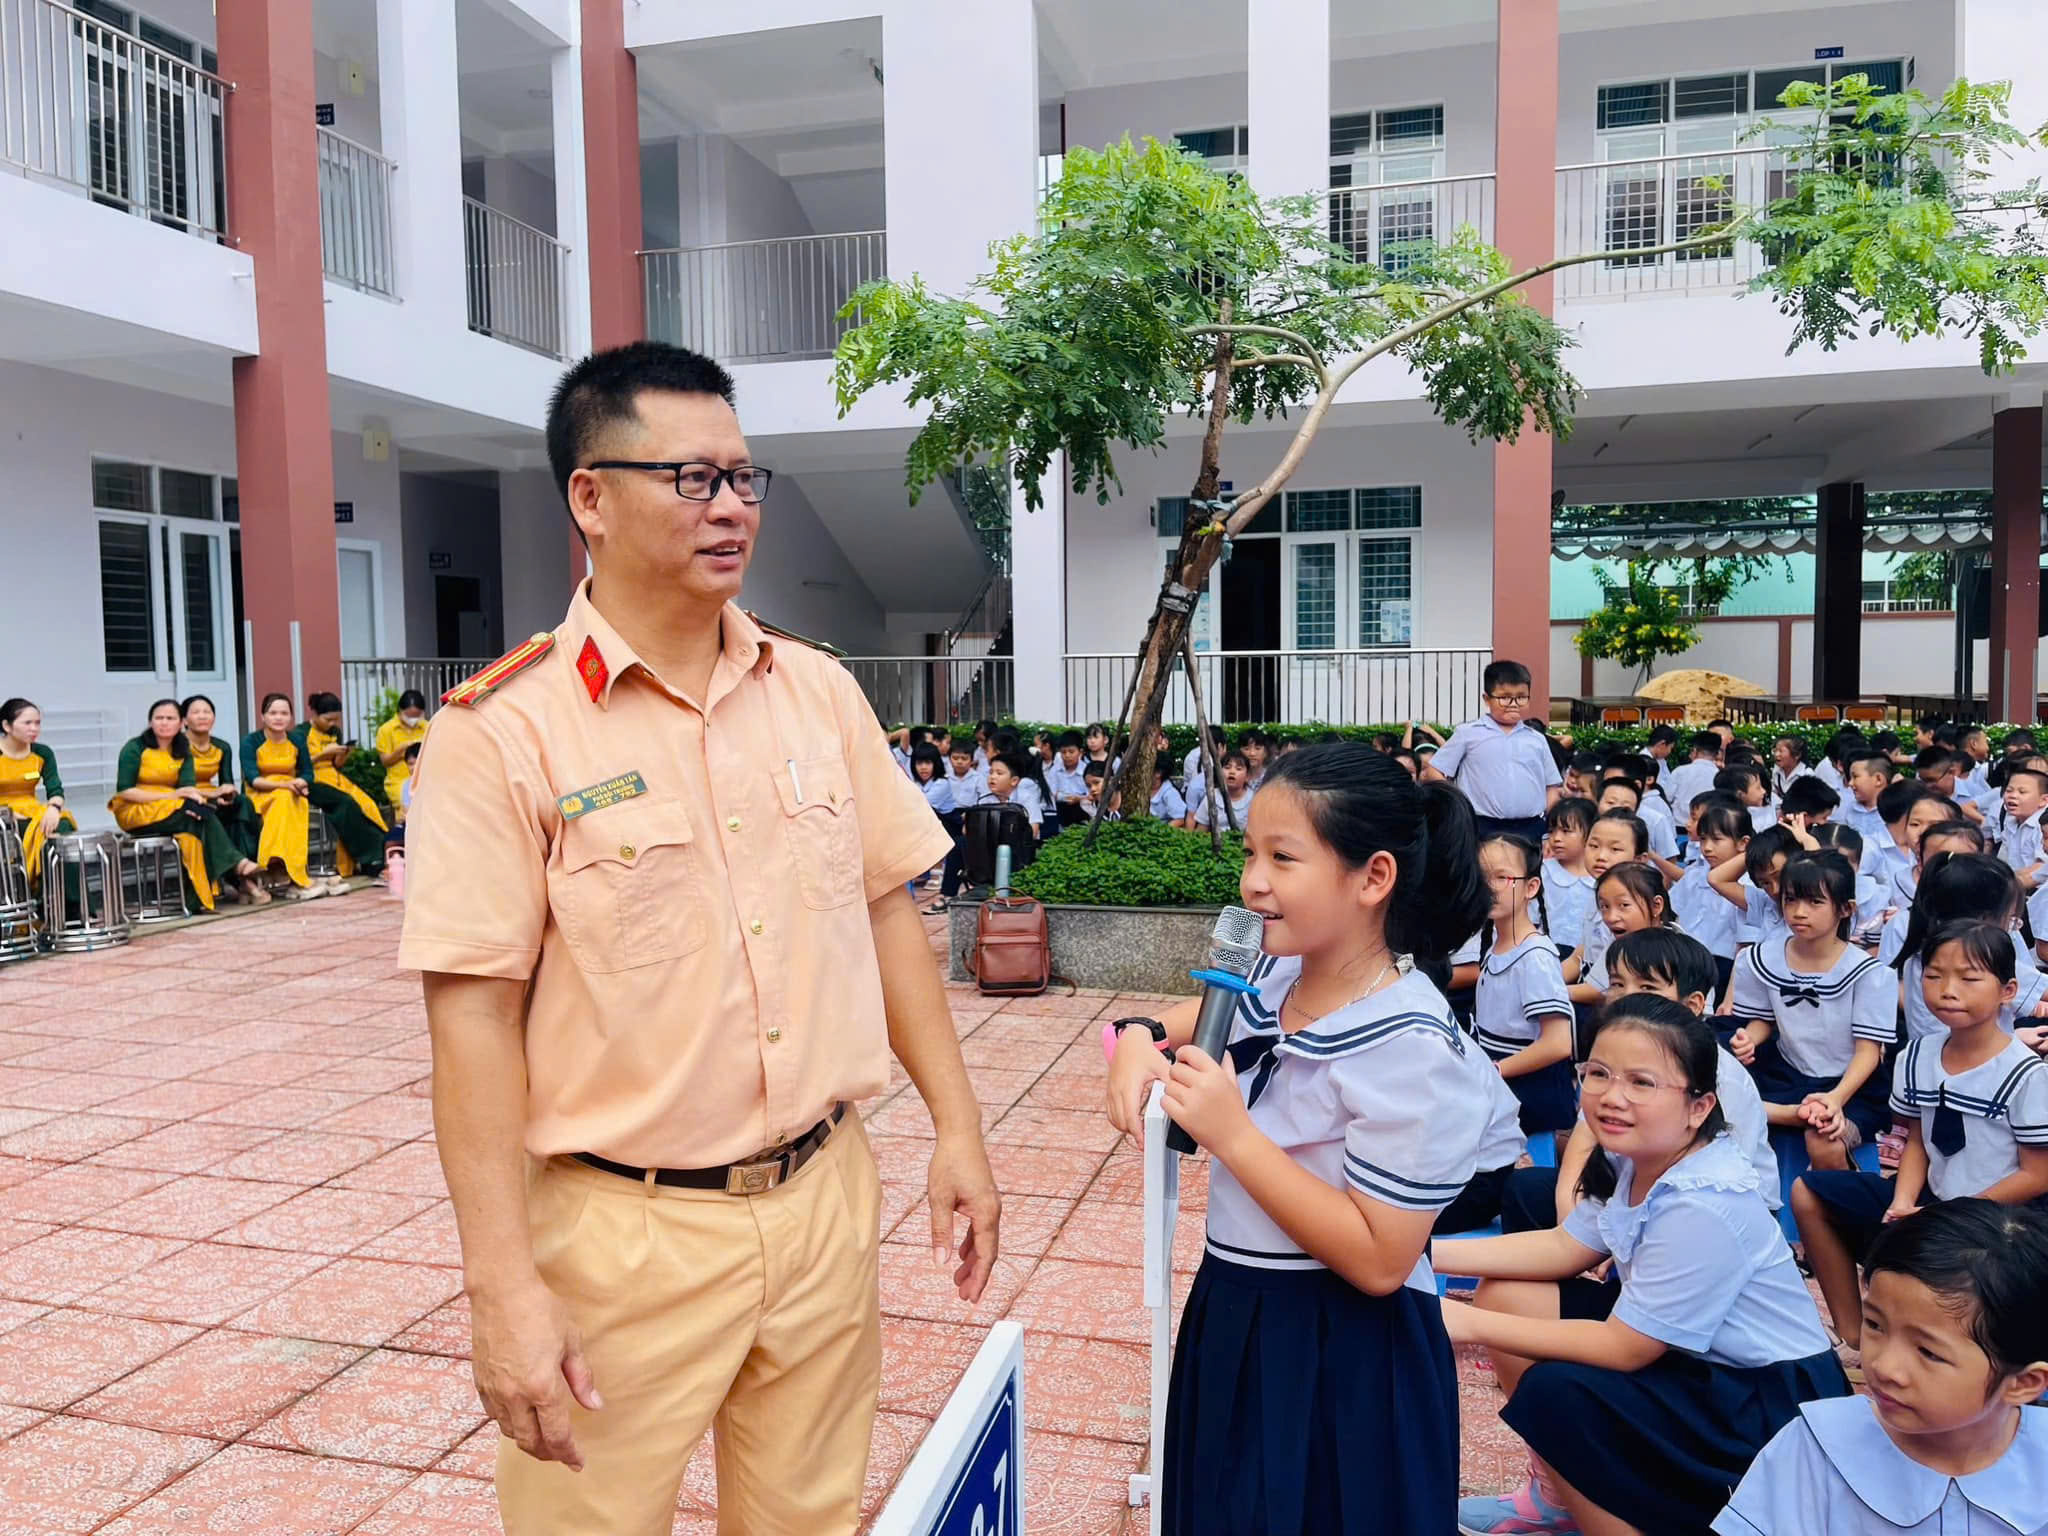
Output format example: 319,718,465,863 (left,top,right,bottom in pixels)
1285,953,1400,1024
